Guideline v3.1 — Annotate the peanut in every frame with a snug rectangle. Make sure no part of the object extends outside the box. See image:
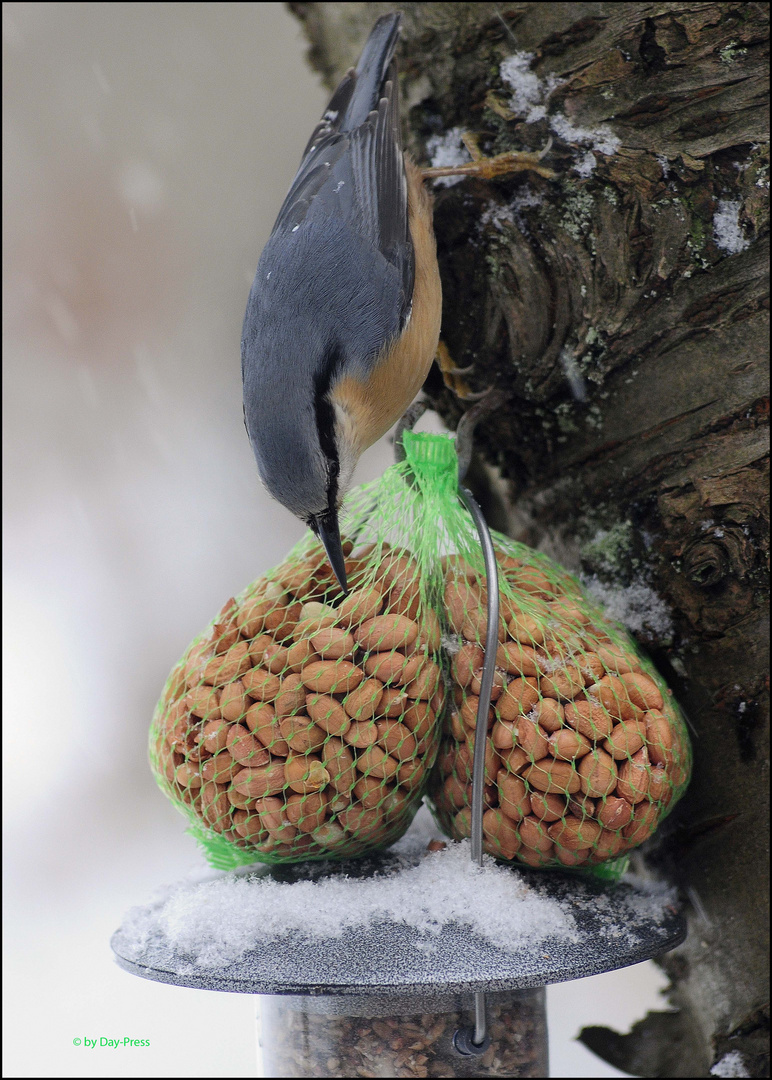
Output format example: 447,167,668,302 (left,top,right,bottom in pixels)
396,757,425,790
444,581,478,634
227,724,269,767
201,751,241,783
603,719,647,759
620,671,664,711
379,686,409,718
517,844,555,866
284,754,330,794
491,719,517,750
259,641,289,675
285,638,316,673
548,815,602,850
530,698,564,733
623,801,659,845
508,566,554,597
204,639,252,682
401,701,435,739
528,791,565,822
403,660,442,701
210,614,240,655
355,745,400,780
364,651,422,685
233,762,286,797
174,761,202,789
590,676,639,722
496,642,542,678
244,701,289,756
645,710,675,767
354,614,418,652
577,750,617,797
199,781,231,830
219,679,249,722
185,685,221,721
497,771,530,820
523,759,581,795
376,721,417,761
337,587,384,626
300,660,365,695
499,745,529,774
453,807,472,839
242,667,281,702
442,773,468,811
278,715,326,754
540,662,585,701
497,678,540,721
648,765,670,804
578,652,605,684
596,795,634,831
343,678,384,724
596,643,640,674
483,809,521,860
286,789,329,833
564,698,614,740
519,815,554,852
312,822,349,849
587,828,625,862
507,612,546,647
274,673,307,717
470,666,506,701
310,626,355,660
617,748,651,804
199,718,230,754
555,847,590,867
343,720,379,748
514,715,549,760
305,694,351,736
338,804,383,834
322,738,357,794
548,729,592,760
